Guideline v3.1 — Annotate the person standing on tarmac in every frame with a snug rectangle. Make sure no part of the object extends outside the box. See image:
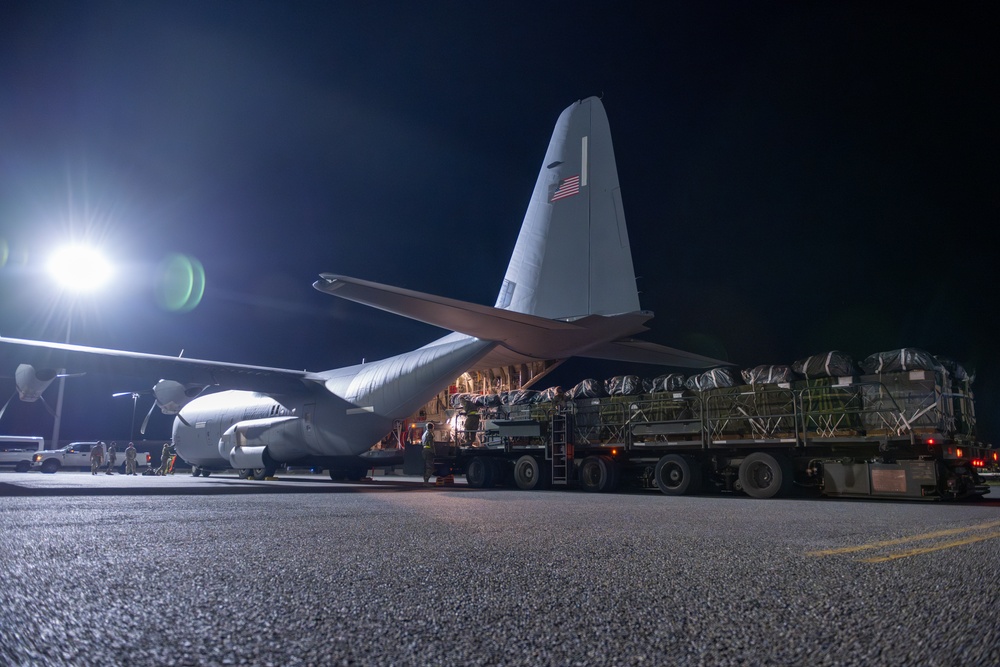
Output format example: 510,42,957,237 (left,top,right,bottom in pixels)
421,422,436,486
90,441,105,475
124,442,137,475
105,442,118,475
157,441,175,475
